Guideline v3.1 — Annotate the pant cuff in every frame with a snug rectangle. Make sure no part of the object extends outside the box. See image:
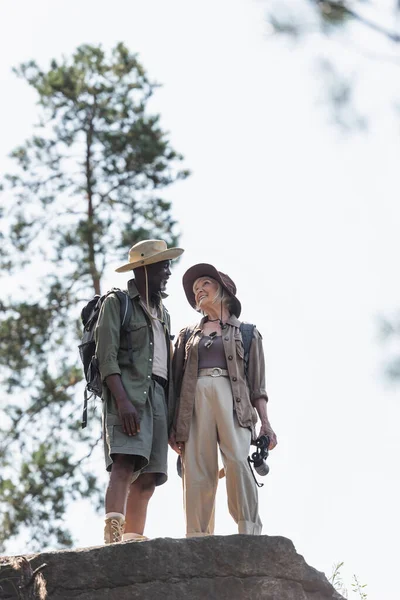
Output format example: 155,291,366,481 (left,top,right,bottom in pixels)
238,520,262,535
